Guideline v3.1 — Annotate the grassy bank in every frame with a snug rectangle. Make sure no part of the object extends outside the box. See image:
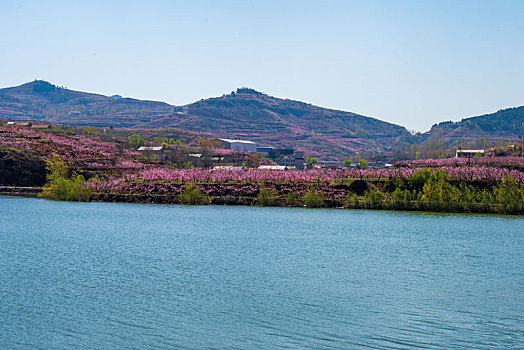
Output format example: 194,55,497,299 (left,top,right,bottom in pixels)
86,174,523,214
